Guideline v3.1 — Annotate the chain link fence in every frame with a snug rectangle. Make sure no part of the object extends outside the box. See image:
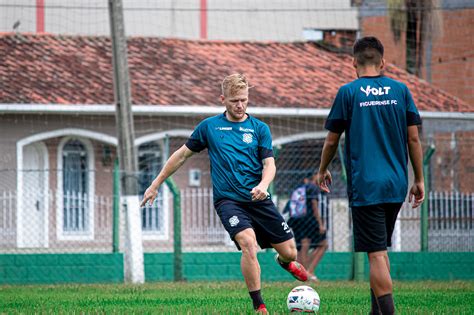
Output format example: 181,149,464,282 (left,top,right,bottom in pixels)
0,118,472,285
1,117,472,255
0,1,473,283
